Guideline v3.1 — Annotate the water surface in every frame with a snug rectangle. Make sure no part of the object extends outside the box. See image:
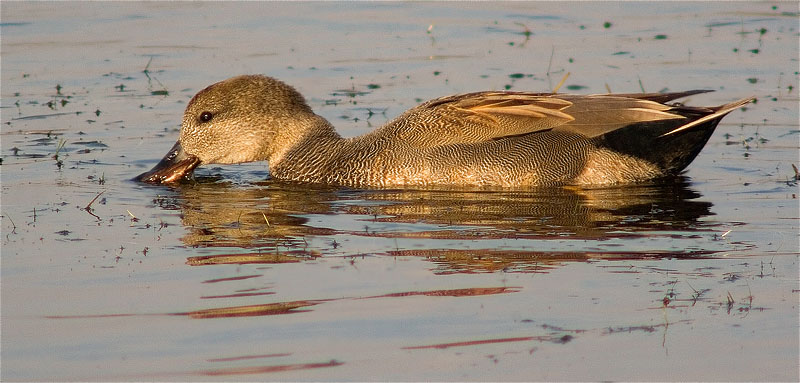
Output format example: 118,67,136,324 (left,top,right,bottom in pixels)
2,2,798,381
